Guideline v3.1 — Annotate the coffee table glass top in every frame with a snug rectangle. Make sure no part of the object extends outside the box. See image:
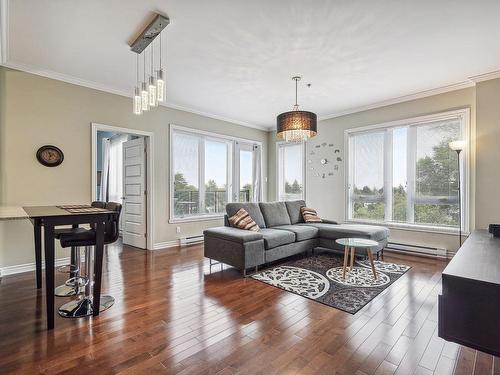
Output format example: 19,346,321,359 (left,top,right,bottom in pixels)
335,238,378,248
